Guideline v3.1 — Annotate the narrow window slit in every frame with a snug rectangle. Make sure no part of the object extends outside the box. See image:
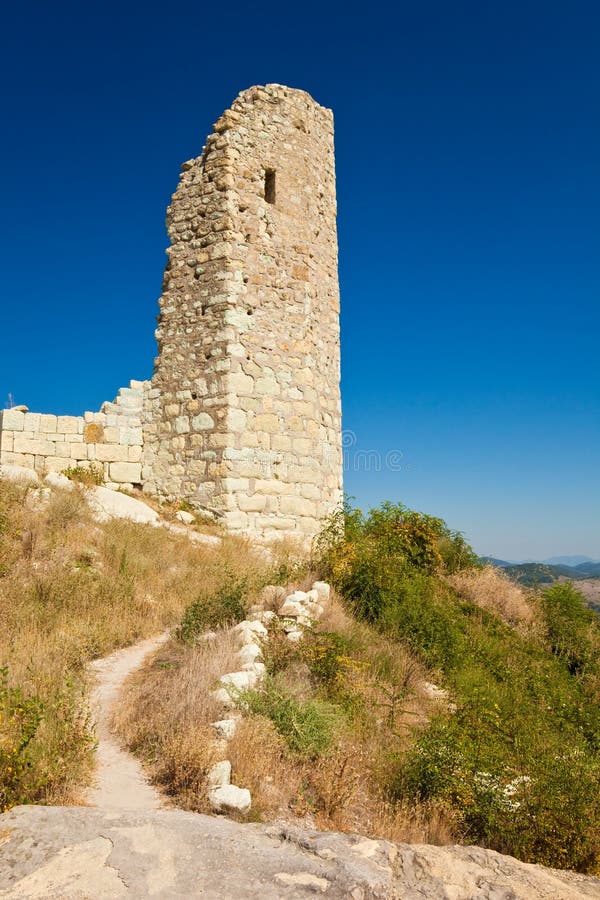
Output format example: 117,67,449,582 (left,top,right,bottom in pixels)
264,169,276,204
